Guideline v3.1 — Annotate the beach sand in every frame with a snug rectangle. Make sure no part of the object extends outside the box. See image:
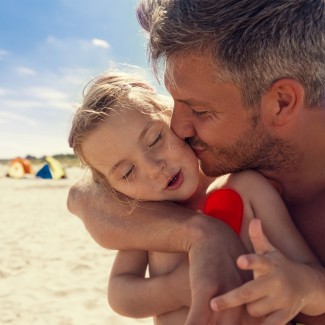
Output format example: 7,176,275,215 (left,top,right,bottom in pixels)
0,166,152,325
